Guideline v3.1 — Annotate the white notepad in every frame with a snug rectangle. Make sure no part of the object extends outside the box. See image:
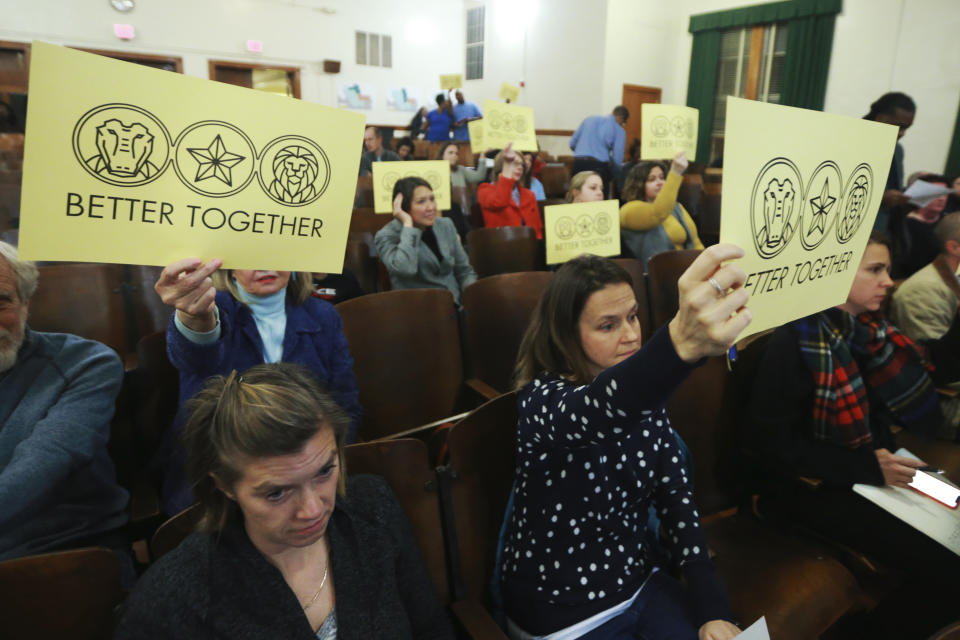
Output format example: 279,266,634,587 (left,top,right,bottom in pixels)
852,449,960,556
